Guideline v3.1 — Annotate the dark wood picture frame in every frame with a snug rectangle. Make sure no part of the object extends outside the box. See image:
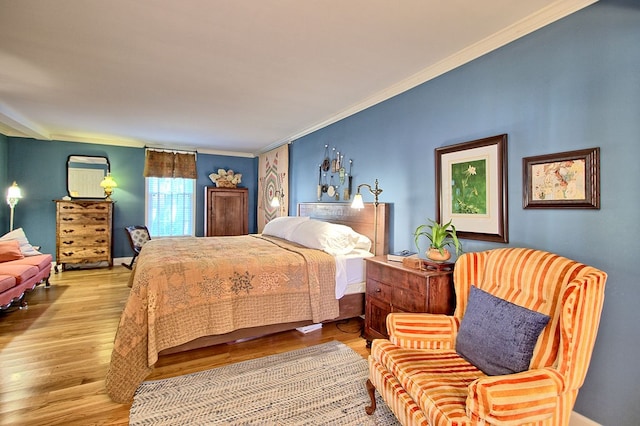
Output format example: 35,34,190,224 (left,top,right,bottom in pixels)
435,134,508,243
523,147,600,209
